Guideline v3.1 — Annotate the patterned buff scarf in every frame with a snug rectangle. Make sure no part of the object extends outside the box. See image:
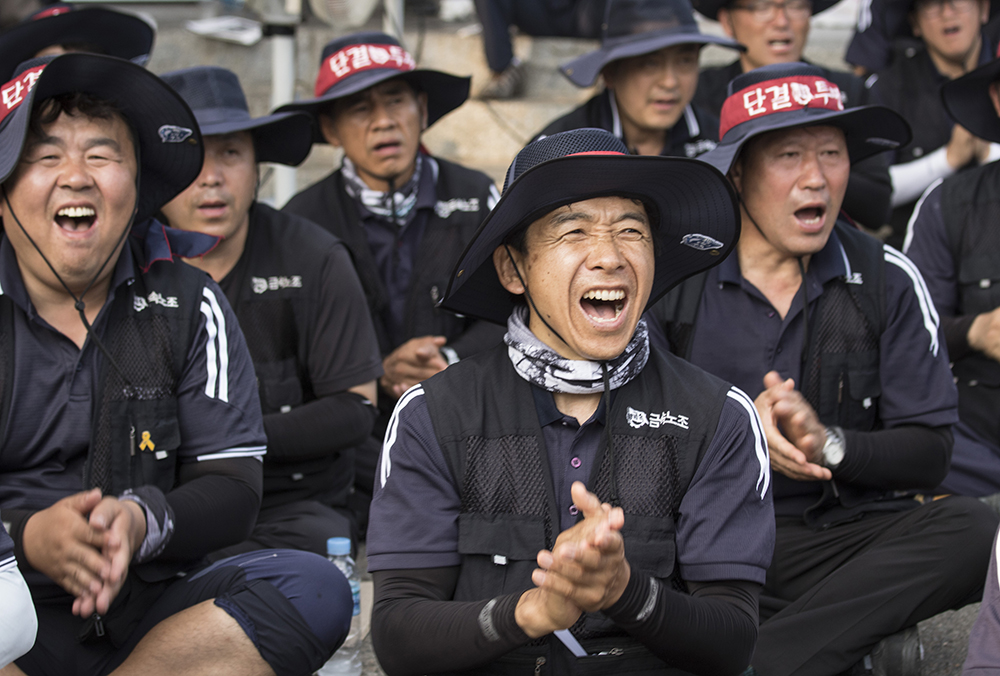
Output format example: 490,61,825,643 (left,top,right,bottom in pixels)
504,305,649,394
341,155,423,227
